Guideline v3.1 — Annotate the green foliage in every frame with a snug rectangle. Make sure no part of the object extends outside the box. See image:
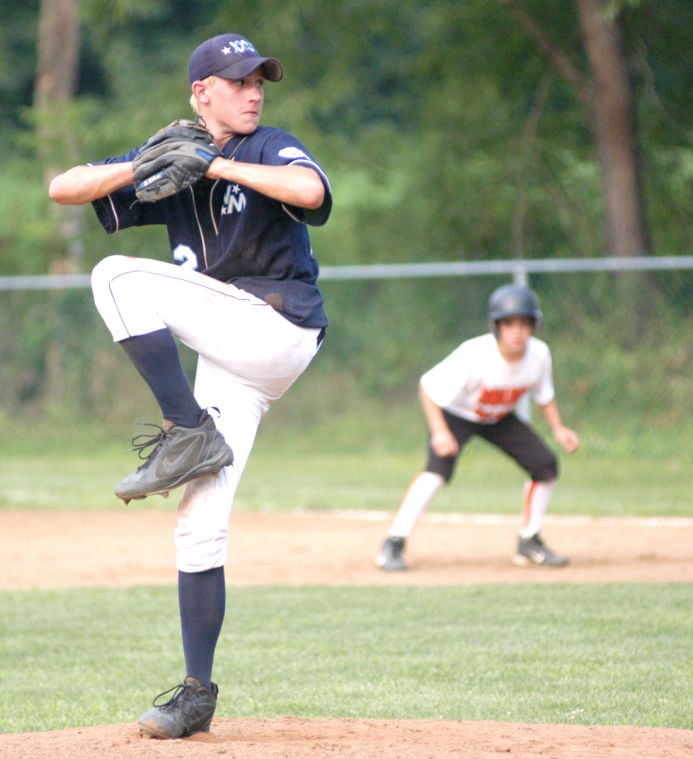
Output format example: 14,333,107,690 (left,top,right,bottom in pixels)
646,146,693,253
0,266,690,467
0,1,691,469
0,162,56,273
0,0,39,136
0,584,690,731
3,0,693,272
